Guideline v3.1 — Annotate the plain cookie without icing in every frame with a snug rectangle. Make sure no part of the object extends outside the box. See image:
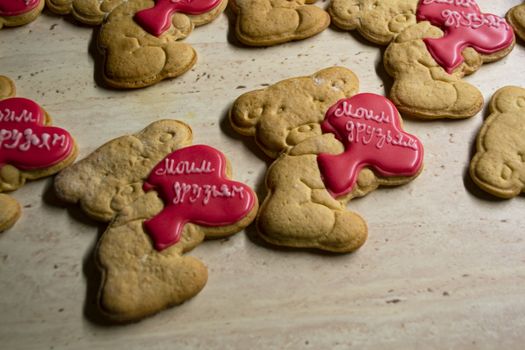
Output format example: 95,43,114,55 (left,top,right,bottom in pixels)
507,2,525,42
0,194,21,233
230,0,330,46
470,86,525,199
